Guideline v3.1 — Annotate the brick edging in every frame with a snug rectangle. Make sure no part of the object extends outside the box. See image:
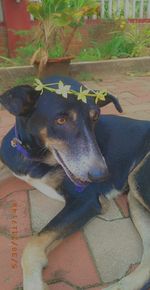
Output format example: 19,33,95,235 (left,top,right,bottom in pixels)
0,56,149,81
70,56,150,77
